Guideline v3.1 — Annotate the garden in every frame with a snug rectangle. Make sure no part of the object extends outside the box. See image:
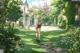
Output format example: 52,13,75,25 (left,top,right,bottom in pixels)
0,0,80,53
